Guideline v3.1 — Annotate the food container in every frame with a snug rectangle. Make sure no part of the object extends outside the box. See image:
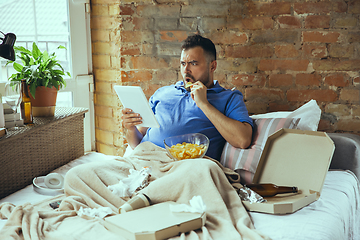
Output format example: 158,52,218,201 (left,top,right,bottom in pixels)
242,128,335,214
164,133,209,160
